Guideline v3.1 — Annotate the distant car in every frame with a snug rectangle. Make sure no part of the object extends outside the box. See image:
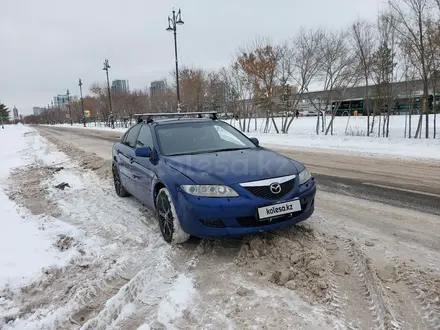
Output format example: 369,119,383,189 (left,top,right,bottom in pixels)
111,112,316,244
